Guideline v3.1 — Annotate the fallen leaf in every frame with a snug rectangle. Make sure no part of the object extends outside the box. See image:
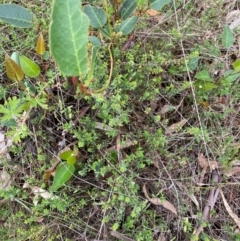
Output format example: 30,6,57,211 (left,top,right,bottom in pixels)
165,119,188,134
147,9,159,16
220,189,240,229
199,101,210,109
143,184,178,216
175,181,199,208
198,153,208,169
23,182,59,206
0,131,12,160
223,166,240,177
0,169,11,190
159,104,180,115
157,233,167,241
